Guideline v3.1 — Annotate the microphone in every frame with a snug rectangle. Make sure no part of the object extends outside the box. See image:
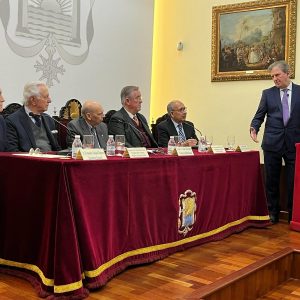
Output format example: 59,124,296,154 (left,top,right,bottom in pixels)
50,116,73,137
115,118,163,152
183,121,202,136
